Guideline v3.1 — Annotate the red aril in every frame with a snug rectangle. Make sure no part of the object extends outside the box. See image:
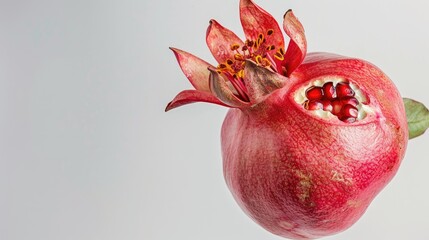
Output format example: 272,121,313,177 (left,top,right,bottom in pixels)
336,82,355,98
303,100,323,111
305,86,323,100
341,97,359,107
322,82,336,100
339,104,359,122
321,100,333,112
